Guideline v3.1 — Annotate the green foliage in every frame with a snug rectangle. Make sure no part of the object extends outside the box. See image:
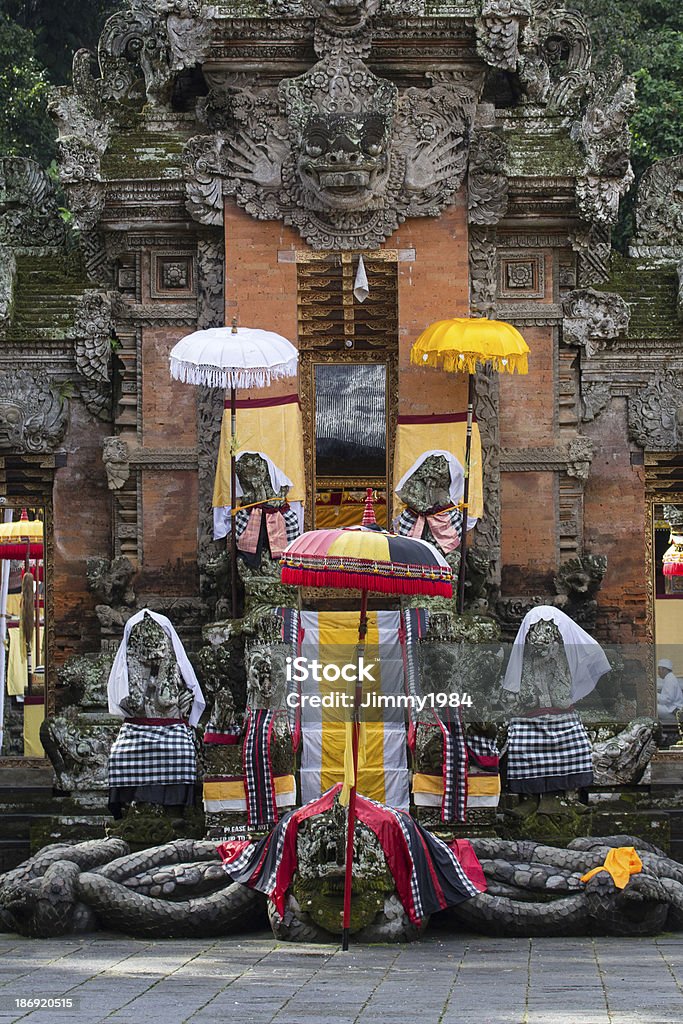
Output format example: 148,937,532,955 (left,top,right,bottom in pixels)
0,13,54,164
